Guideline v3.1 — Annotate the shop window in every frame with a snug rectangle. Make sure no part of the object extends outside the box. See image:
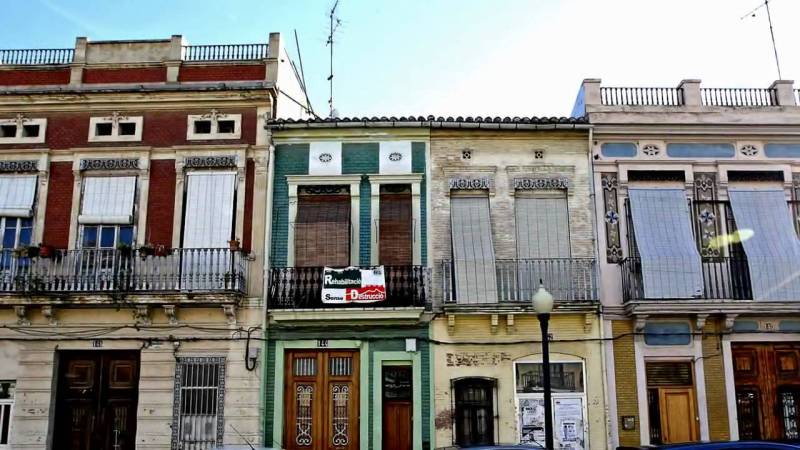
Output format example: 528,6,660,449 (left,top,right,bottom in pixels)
515,362,587,448
515,362,584,394
453,378,495,447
